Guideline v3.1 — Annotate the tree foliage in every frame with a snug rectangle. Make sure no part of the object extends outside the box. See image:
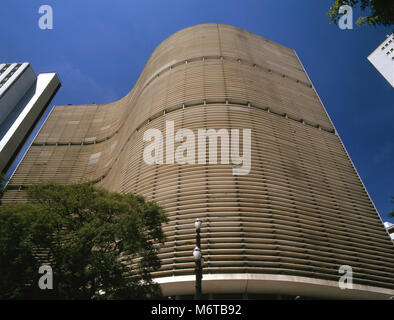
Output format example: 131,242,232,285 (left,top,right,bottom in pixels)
328,0,394,27
0,204,46,299
0,182,168,299
0,174,7,204
389,196,394,218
